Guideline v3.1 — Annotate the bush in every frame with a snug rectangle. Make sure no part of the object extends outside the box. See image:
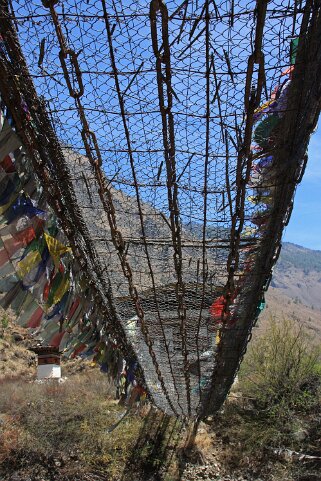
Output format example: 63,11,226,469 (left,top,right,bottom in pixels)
239,317,321,412
1,315,9,329
210,319,321,480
